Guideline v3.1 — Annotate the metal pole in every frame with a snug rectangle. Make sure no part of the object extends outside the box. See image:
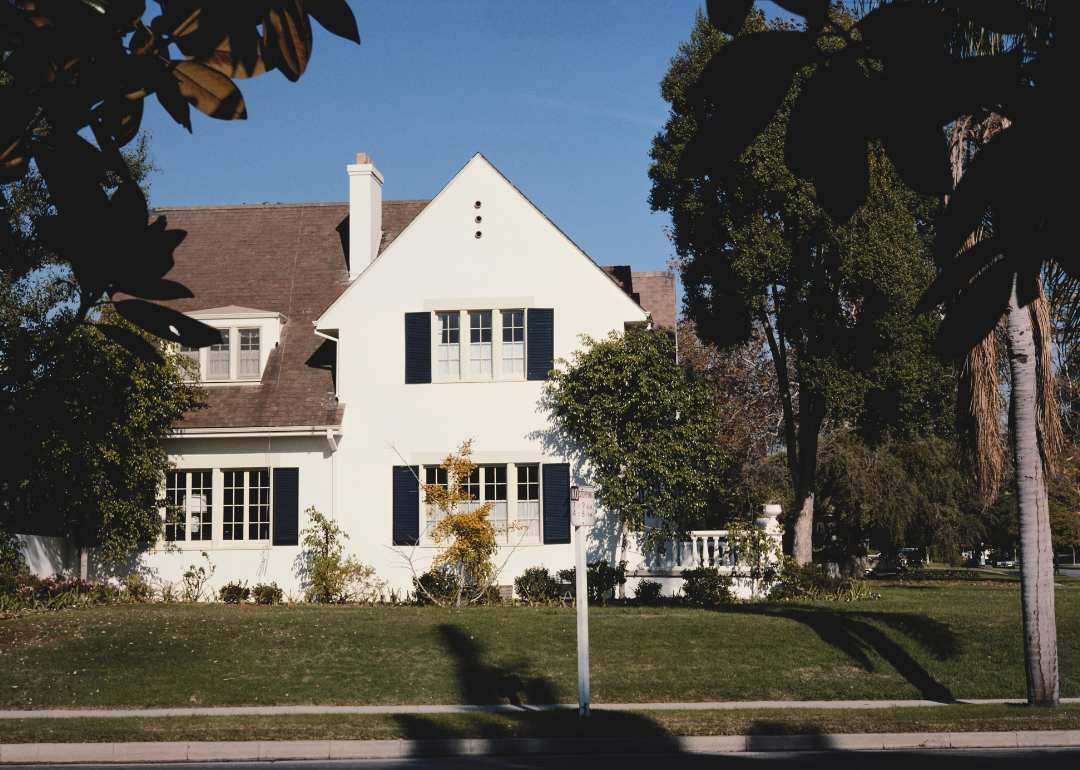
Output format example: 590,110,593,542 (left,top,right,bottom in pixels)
575,523,590,718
